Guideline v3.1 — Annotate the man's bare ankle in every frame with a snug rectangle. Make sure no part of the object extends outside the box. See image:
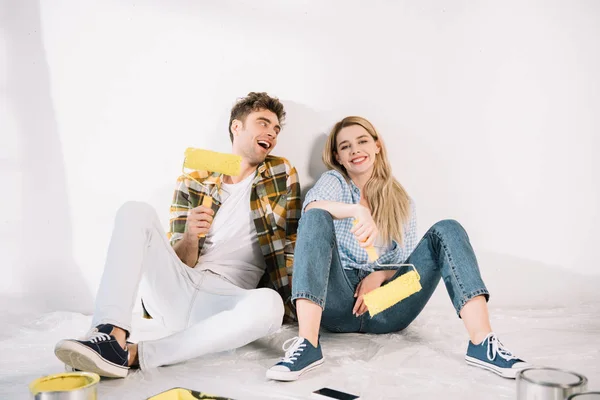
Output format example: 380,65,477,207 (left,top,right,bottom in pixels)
109,326,128,349
127,343,139,367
